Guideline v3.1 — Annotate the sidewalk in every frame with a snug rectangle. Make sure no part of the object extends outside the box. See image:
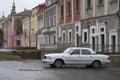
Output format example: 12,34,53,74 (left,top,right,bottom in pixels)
103,65,120,72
